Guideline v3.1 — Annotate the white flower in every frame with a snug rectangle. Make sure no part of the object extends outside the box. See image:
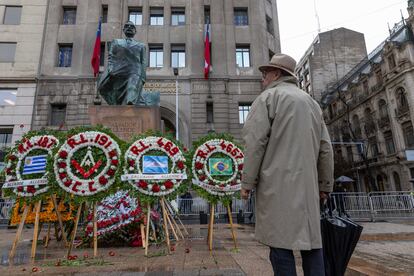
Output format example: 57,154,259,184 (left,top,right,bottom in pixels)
161,185,166,191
